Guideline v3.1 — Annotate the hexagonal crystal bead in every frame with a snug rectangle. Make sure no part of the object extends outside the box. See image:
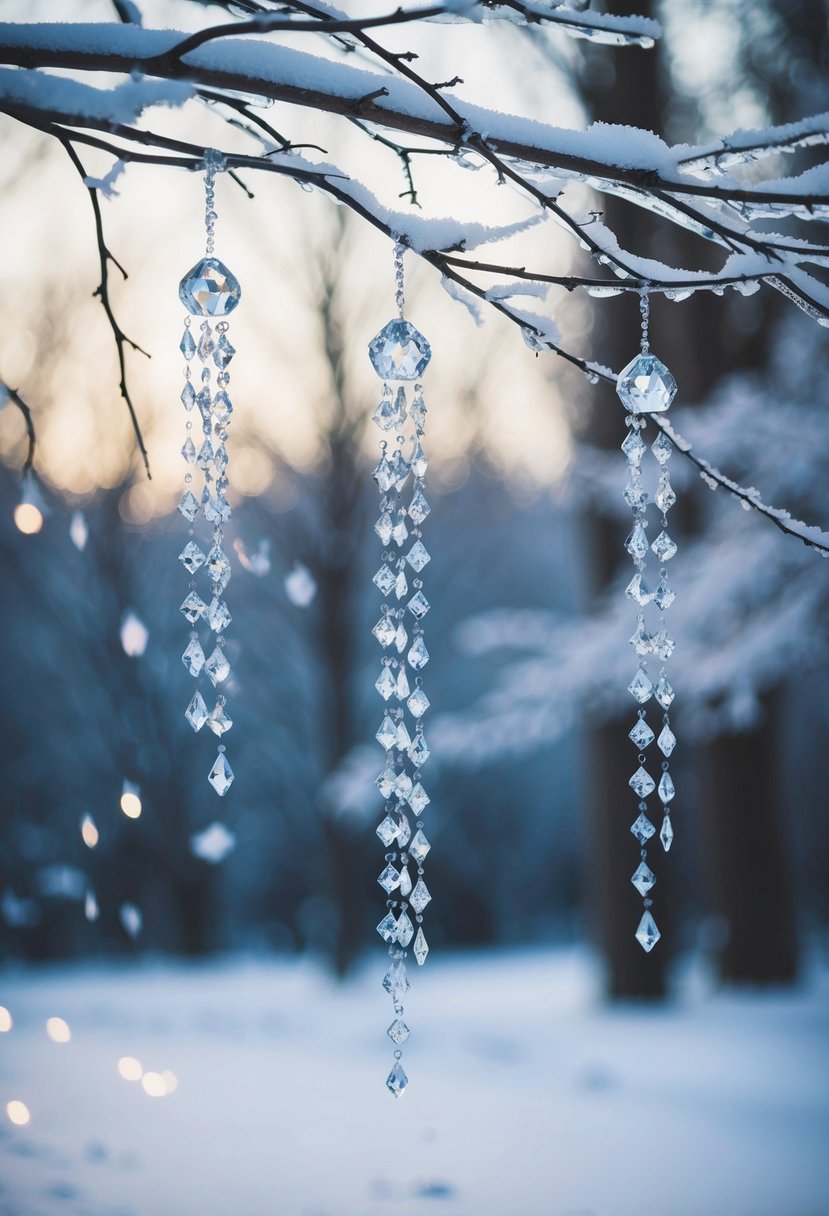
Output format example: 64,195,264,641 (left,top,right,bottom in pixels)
179,257,241,317
616,352,677,414
368,318,432,381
